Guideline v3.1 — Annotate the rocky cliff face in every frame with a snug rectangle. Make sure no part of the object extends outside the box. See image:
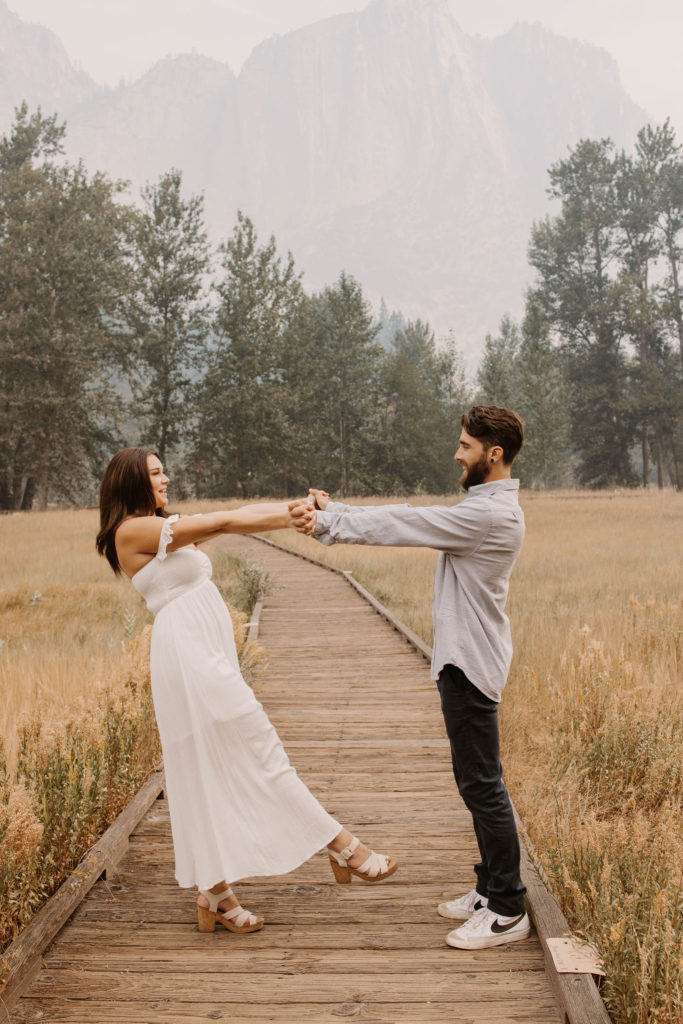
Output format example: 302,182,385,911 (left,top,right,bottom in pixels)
0,1,98,127
0,0,647,351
